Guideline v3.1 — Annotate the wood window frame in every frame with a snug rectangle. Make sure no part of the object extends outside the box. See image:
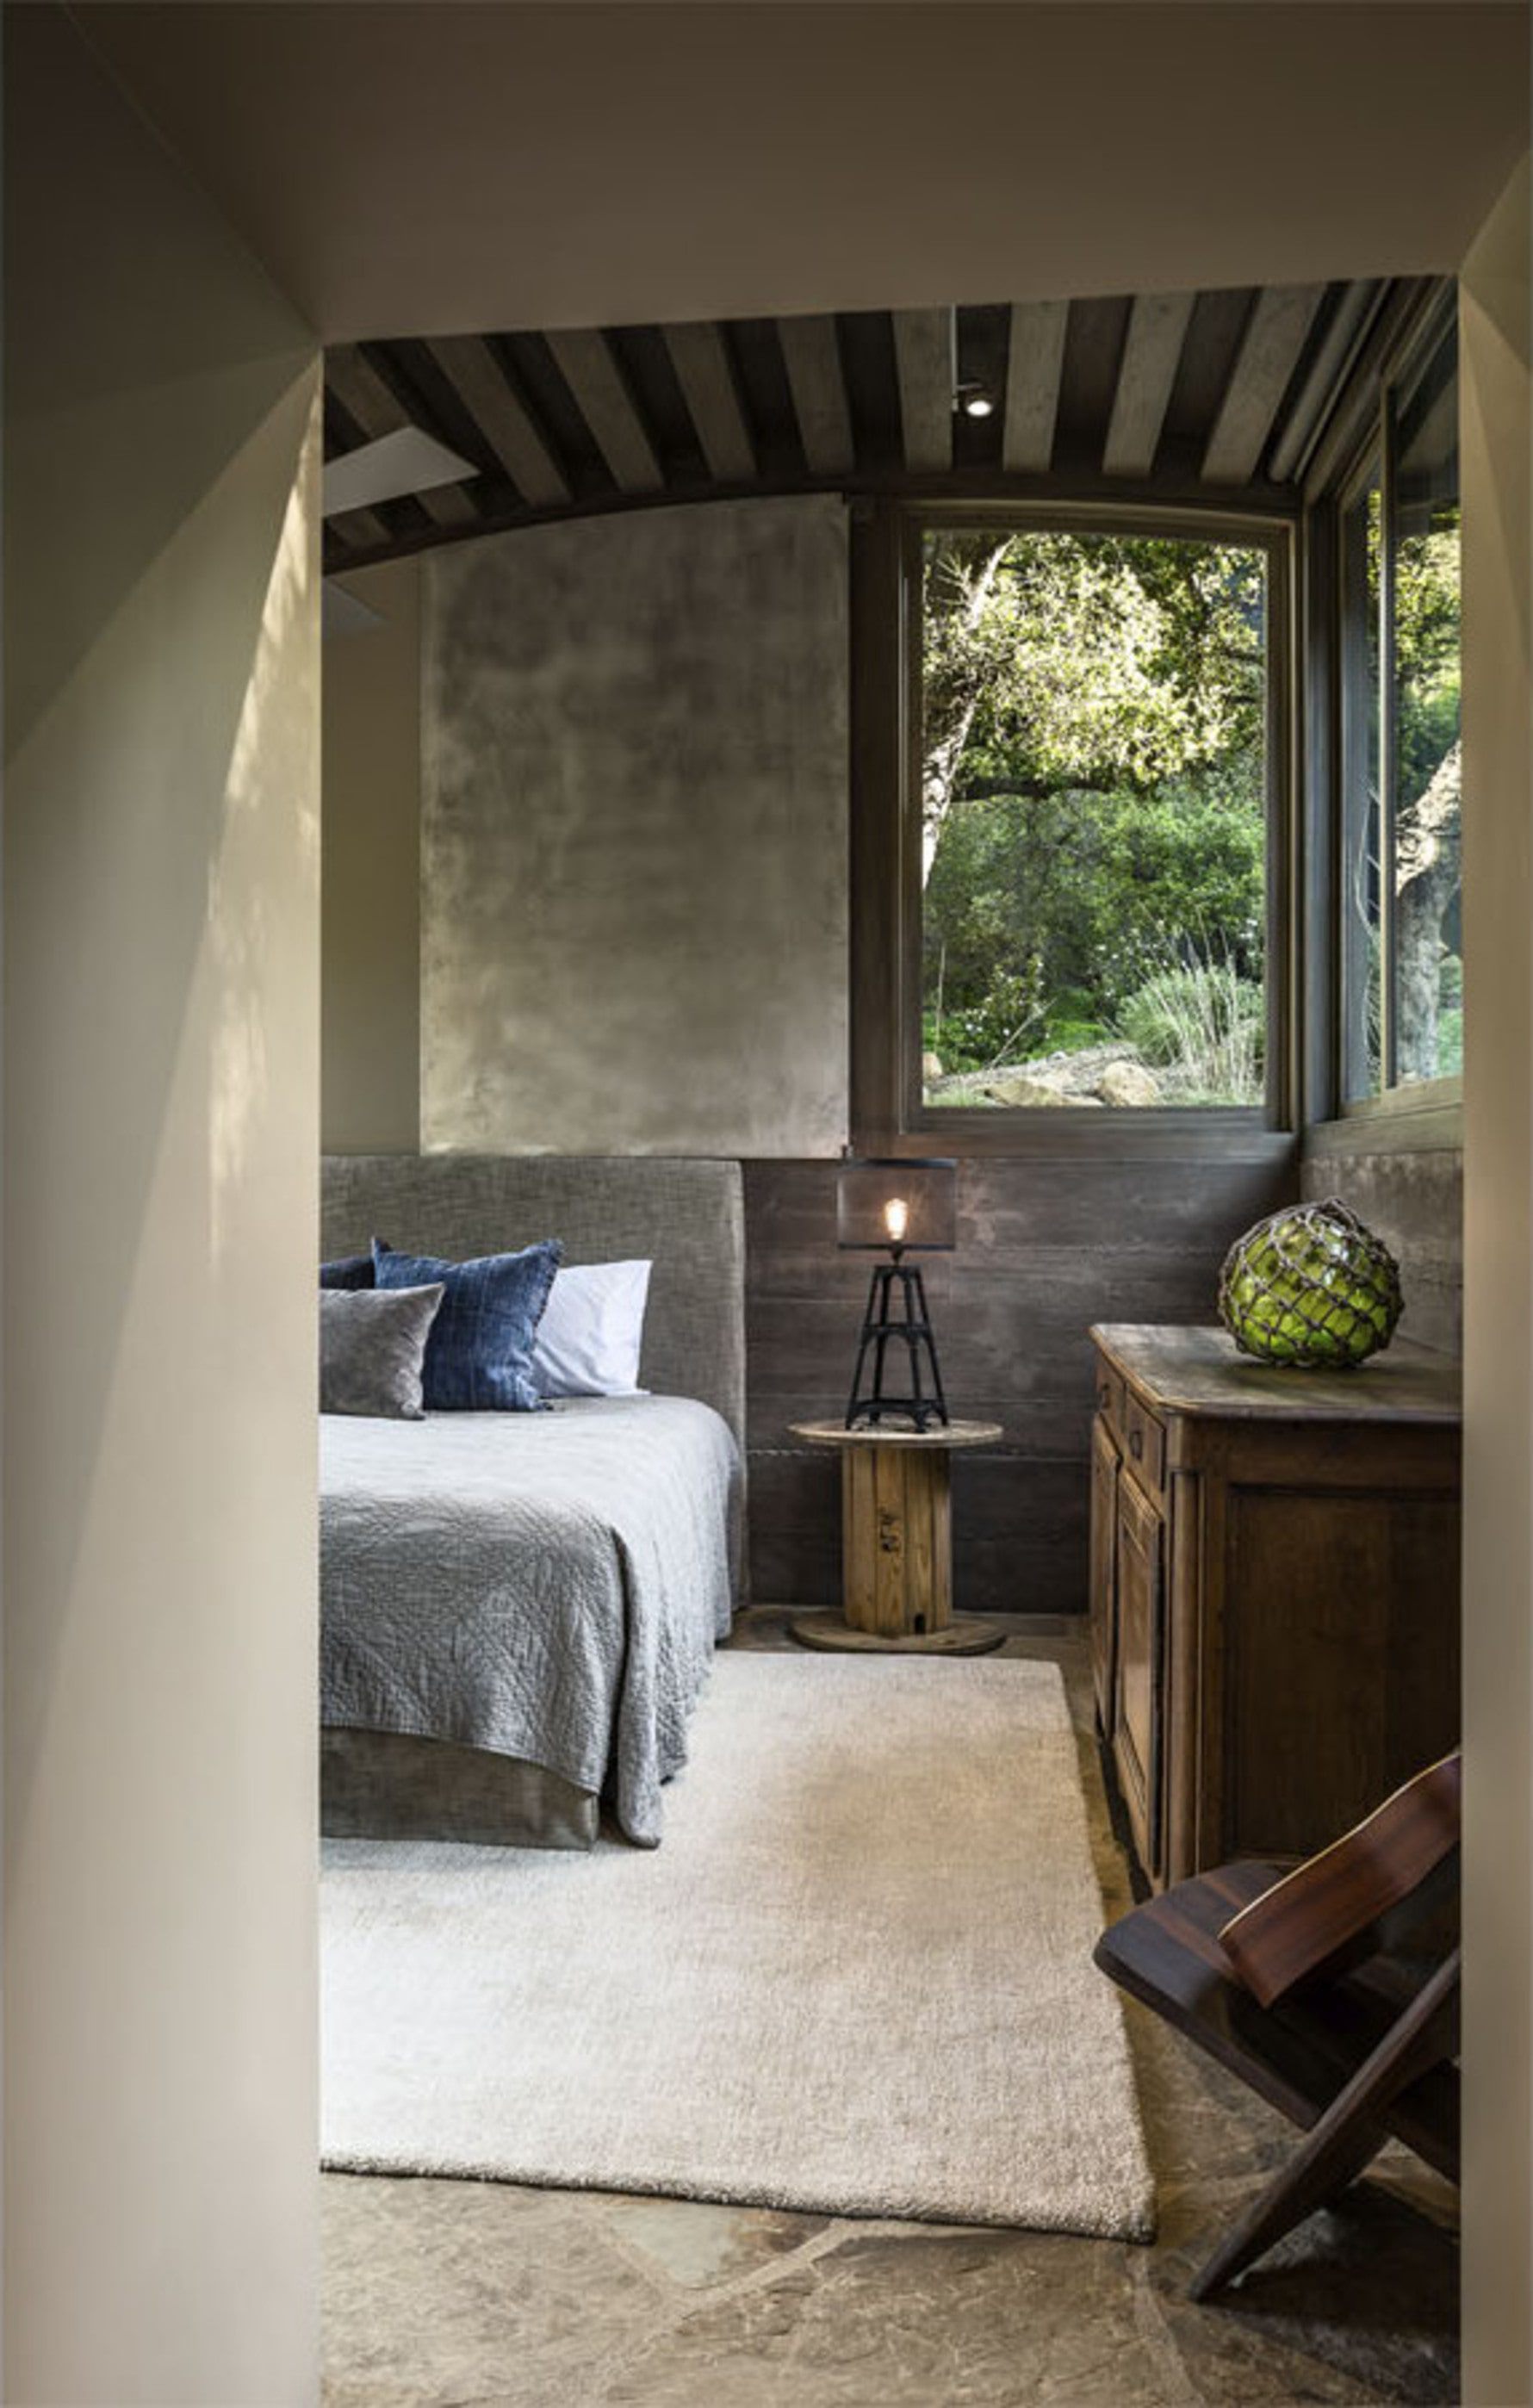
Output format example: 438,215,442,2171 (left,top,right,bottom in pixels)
1300,278,1462,1151
849,494,1300,1161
